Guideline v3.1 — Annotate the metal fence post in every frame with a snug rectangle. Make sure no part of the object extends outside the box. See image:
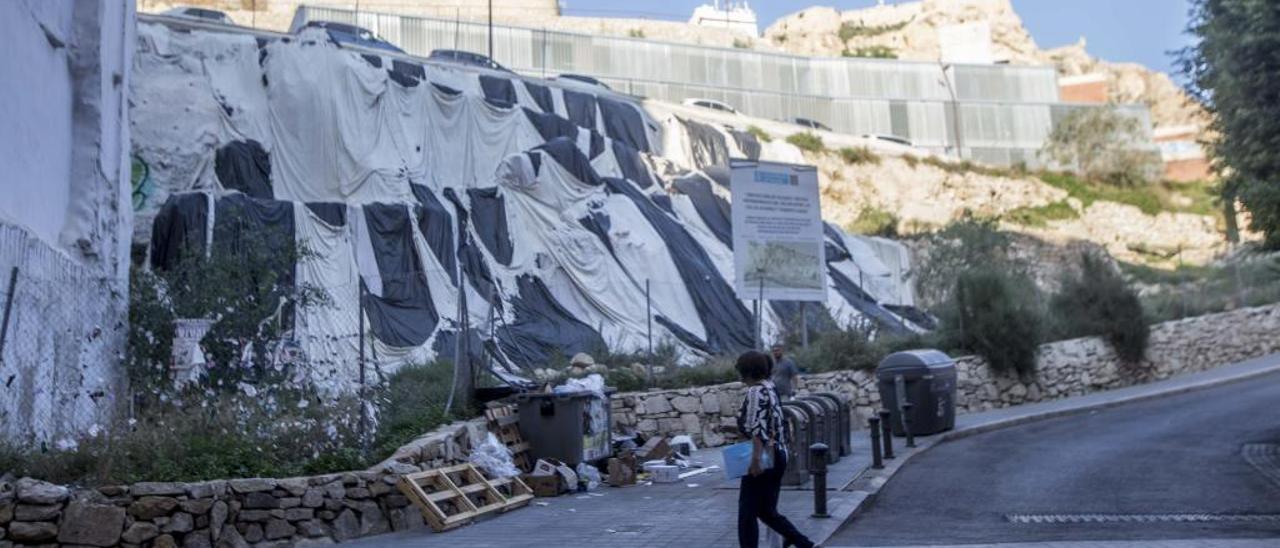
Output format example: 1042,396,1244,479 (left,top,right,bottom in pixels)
0,267,18,362
902,402,916,448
